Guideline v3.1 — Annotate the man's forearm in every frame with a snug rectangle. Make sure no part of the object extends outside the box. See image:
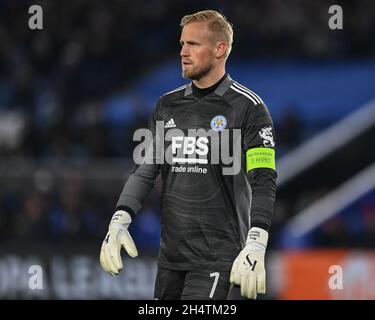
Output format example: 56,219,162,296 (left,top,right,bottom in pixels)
248,168,277,231
116,164,160,218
